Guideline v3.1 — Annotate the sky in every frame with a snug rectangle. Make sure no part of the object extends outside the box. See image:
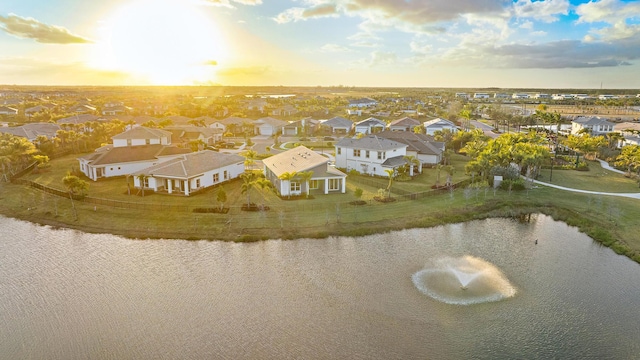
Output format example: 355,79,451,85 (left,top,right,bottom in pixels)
1,0,639,89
